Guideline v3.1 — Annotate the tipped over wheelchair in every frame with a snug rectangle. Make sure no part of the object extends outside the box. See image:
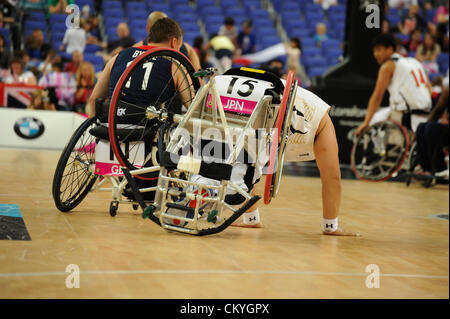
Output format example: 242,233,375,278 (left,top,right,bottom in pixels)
52,48,297,236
